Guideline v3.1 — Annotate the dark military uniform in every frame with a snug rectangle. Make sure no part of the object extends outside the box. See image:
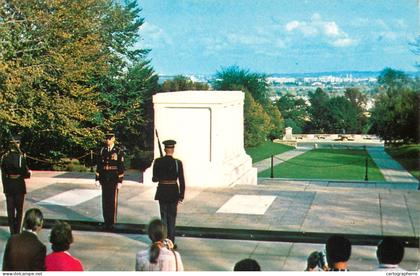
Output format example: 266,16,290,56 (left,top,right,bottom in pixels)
1,145,31,234
96,144,124,230
152,140,185,242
